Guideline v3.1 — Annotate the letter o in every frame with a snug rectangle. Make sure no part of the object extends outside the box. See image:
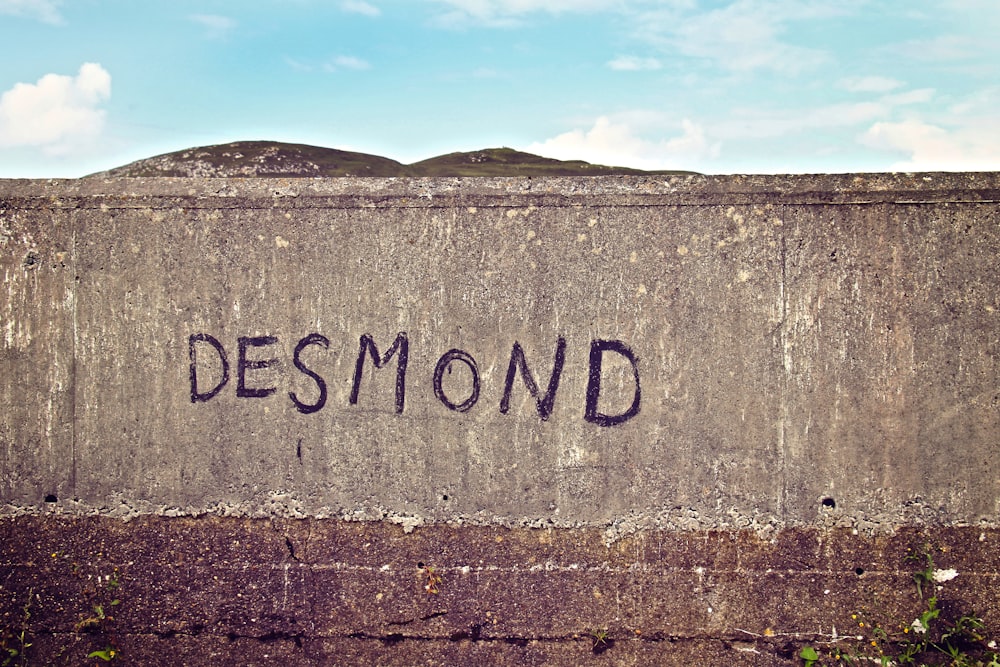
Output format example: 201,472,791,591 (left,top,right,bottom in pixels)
433,349,480,413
